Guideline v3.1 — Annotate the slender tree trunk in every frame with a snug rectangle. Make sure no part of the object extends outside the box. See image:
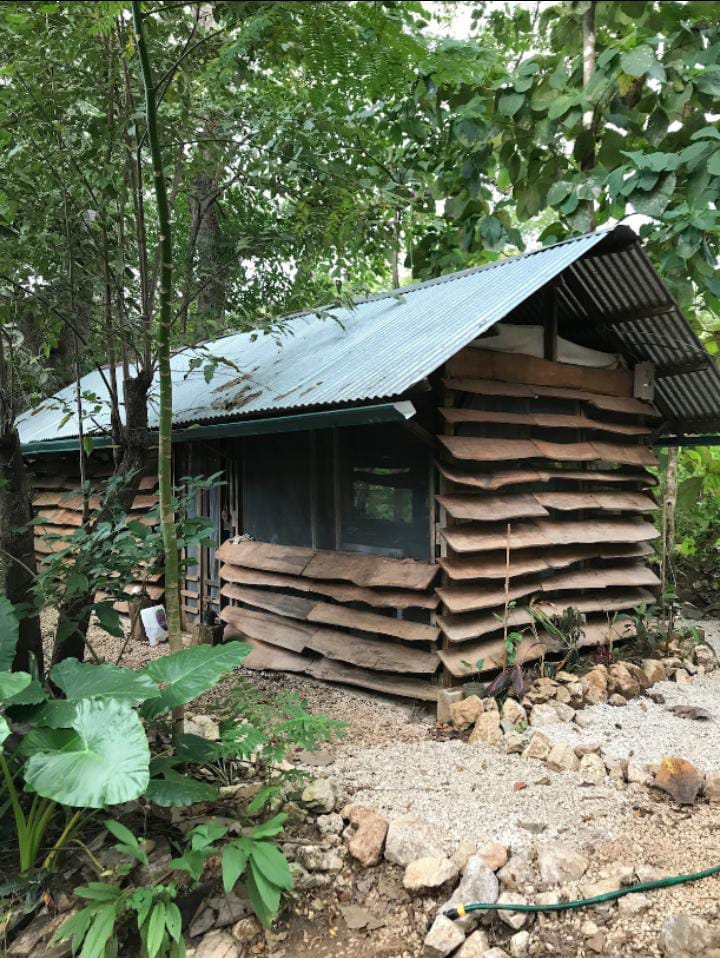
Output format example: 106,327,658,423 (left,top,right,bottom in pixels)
661,446,679,599
132,3,184,735
0,427,43,674
0,329,43,673
581,1,597,230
